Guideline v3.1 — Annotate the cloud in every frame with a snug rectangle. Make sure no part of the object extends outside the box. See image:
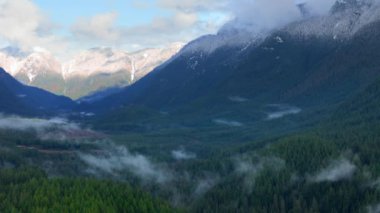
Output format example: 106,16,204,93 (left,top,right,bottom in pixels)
235,156,285,191
266,104,302,120
157,0,227,13
0,115,79,132
367,204,380,213
0,114,97,141
213,119,243,127
228,96,249,103
306,0,338,15
80,144,171,184
193,175,220,196
71,12,121,43
310,158,356,182
227,0,301,32
70,11,205,48
0,0,67,55
171,148,196,160
68,0,232,52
